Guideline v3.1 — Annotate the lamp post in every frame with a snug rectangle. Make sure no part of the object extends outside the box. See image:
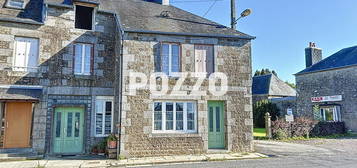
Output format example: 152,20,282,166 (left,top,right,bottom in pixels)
231,0,252,29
